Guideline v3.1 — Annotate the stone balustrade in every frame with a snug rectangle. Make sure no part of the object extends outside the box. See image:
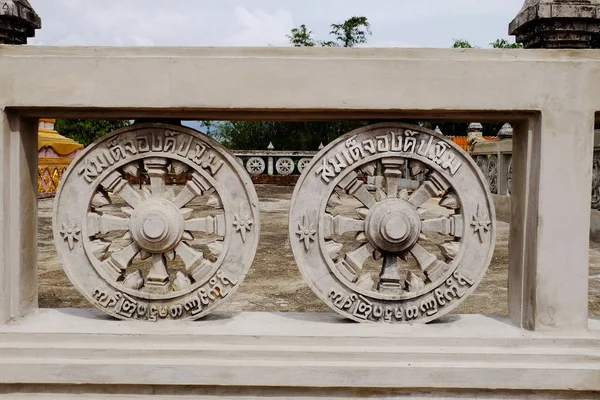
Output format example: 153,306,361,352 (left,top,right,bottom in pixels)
1,46,600,398
471,126,600,209
233,144,319,177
